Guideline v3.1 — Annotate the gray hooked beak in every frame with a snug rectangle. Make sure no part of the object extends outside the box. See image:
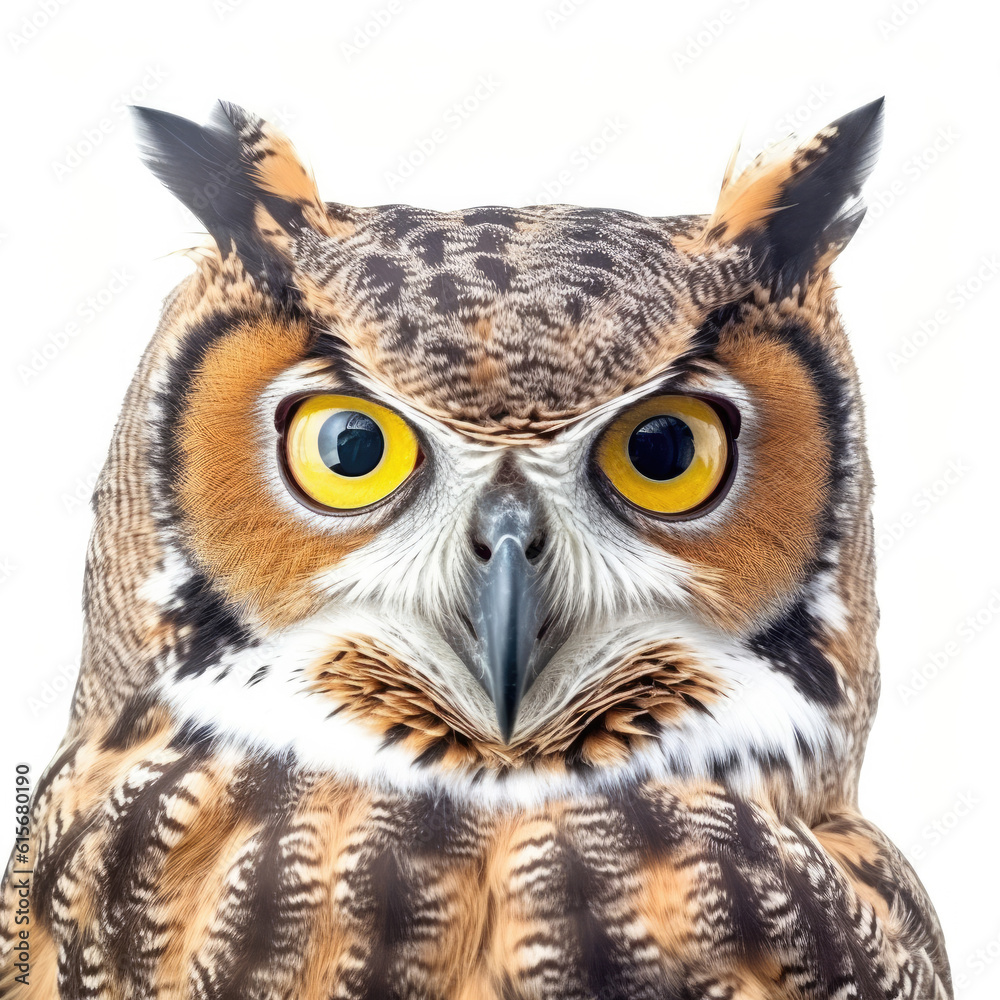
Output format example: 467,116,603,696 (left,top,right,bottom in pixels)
447,480,567,742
